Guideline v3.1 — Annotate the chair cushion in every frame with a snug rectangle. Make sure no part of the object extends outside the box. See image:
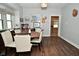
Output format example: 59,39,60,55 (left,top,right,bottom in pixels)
5,42,16,47
15,29,21,33
31,39,41,43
